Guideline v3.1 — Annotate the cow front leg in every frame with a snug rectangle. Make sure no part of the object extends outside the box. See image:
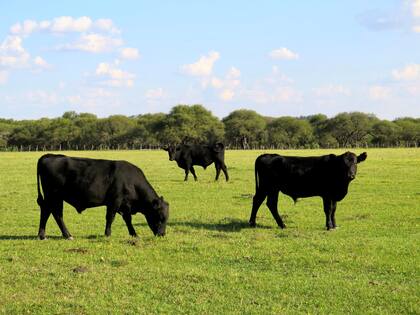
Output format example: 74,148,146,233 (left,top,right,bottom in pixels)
189,166,198,181
249,191,266,227
221,163,229,181
266,191,286,229
323,198,334,230
331,201,338,229
104,206,117,237
183,167,189,181
51,201,73,240
38,205,51,240
214,163,221,181
122,211,137,237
